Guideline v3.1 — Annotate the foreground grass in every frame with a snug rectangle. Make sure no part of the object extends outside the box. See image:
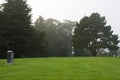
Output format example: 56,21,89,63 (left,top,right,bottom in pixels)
0,57,120,80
